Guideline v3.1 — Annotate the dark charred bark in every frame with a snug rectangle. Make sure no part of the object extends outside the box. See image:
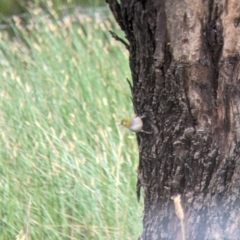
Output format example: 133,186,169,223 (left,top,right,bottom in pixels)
106,0,240,239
